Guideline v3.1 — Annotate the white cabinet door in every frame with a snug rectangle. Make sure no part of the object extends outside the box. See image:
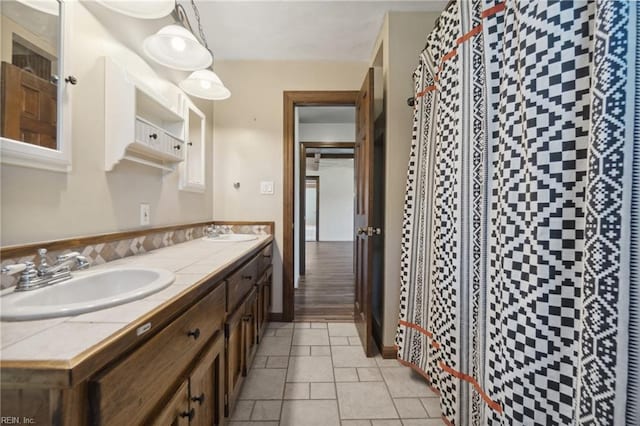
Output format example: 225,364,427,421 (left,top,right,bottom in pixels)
179,100,206,192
